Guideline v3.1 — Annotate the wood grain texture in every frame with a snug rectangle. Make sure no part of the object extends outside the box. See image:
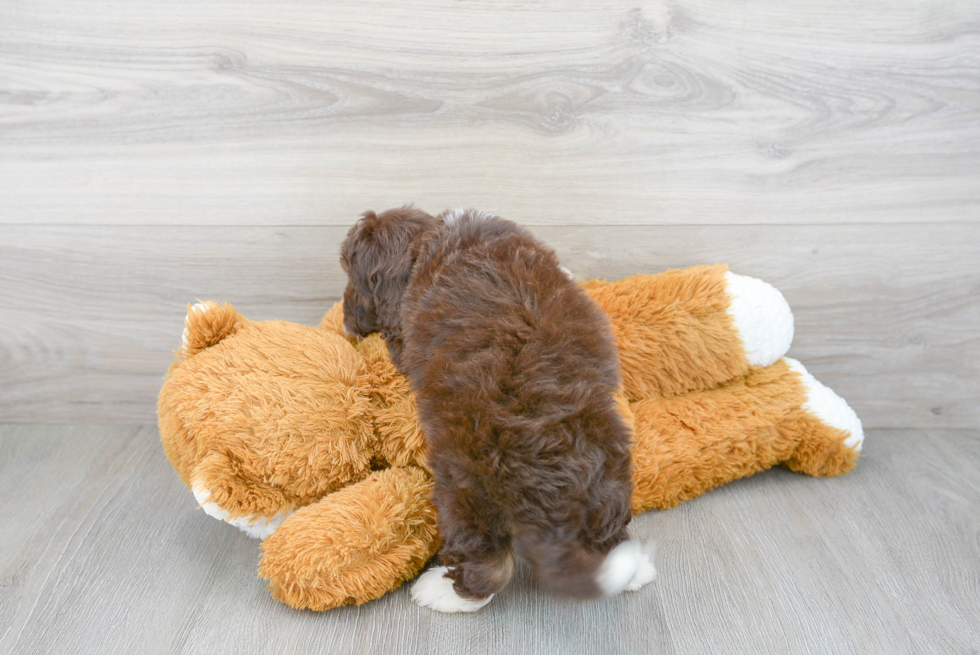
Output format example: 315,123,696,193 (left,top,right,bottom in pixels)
1,425,977,654
2,222,977,427
1,0,978,226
